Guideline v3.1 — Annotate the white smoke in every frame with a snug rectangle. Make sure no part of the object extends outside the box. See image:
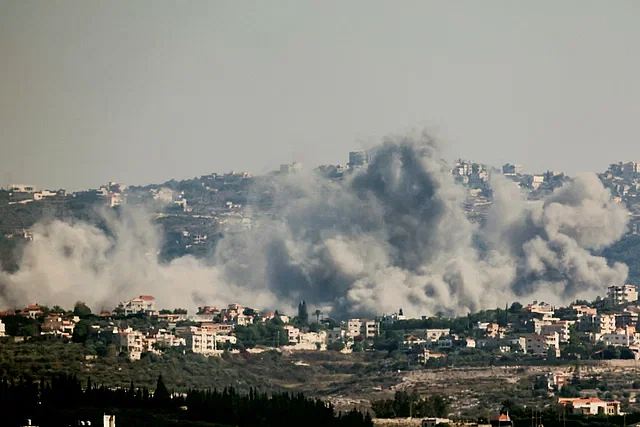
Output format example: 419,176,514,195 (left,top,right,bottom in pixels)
0,131,630,317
